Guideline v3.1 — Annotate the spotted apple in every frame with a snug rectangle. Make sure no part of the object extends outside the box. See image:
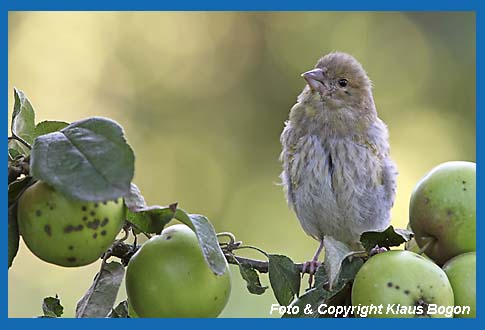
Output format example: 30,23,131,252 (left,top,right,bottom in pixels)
125,224,231,318
409,161,475,265
17,181,125,267
352,250,454,318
